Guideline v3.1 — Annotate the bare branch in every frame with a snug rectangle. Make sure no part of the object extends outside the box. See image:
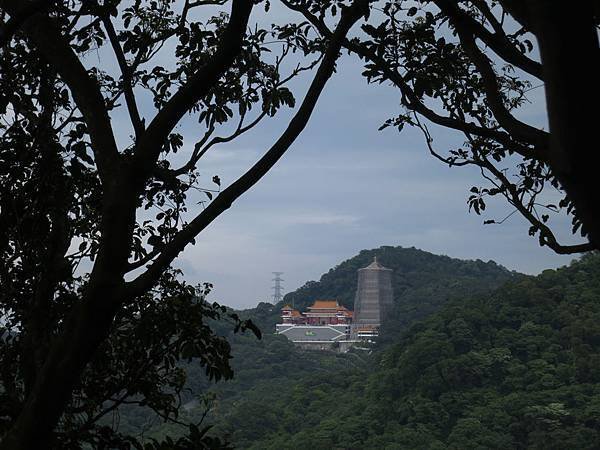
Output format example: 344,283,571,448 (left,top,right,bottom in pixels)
473,149,594,254
413,114,471,167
